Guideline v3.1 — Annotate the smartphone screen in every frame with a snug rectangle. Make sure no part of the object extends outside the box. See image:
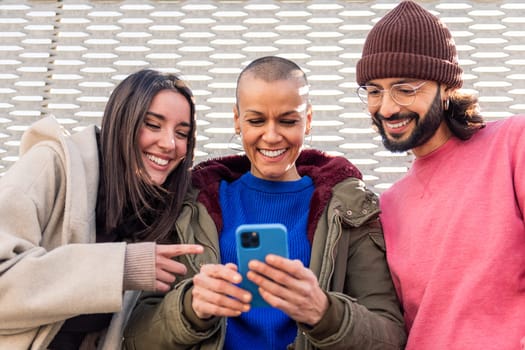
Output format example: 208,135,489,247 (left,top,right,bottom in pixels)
235,223,289,307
